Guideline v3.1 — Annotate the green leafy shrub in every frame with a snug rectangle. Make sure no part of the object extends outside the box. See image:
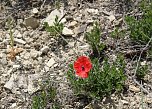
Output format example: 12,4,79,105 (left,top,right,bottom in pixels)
125,1,152,44
67,55,126,99
85,22,105,57
31,81,60,109
148,47,152,58
136,63,149,79
44,16,64,37
55,0,61,10
111,27,125,39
